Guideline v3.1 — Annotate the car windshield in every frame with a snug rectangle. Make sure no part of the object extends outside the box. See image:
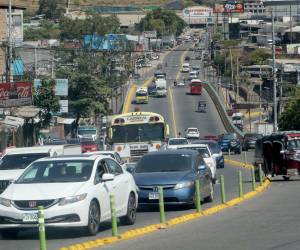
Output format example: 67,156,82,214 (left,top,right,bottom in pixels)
207,143,221,154
179,147,210,158
0,153,49,170
223,134,235,140
232,117,242,121
169,139,188,145
112,123,165,143
78,129,96,135
16,160,94,184
135,154,192,173
287,139,300,149
136,92,148,97
188,129,198,133
245,133,262,139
